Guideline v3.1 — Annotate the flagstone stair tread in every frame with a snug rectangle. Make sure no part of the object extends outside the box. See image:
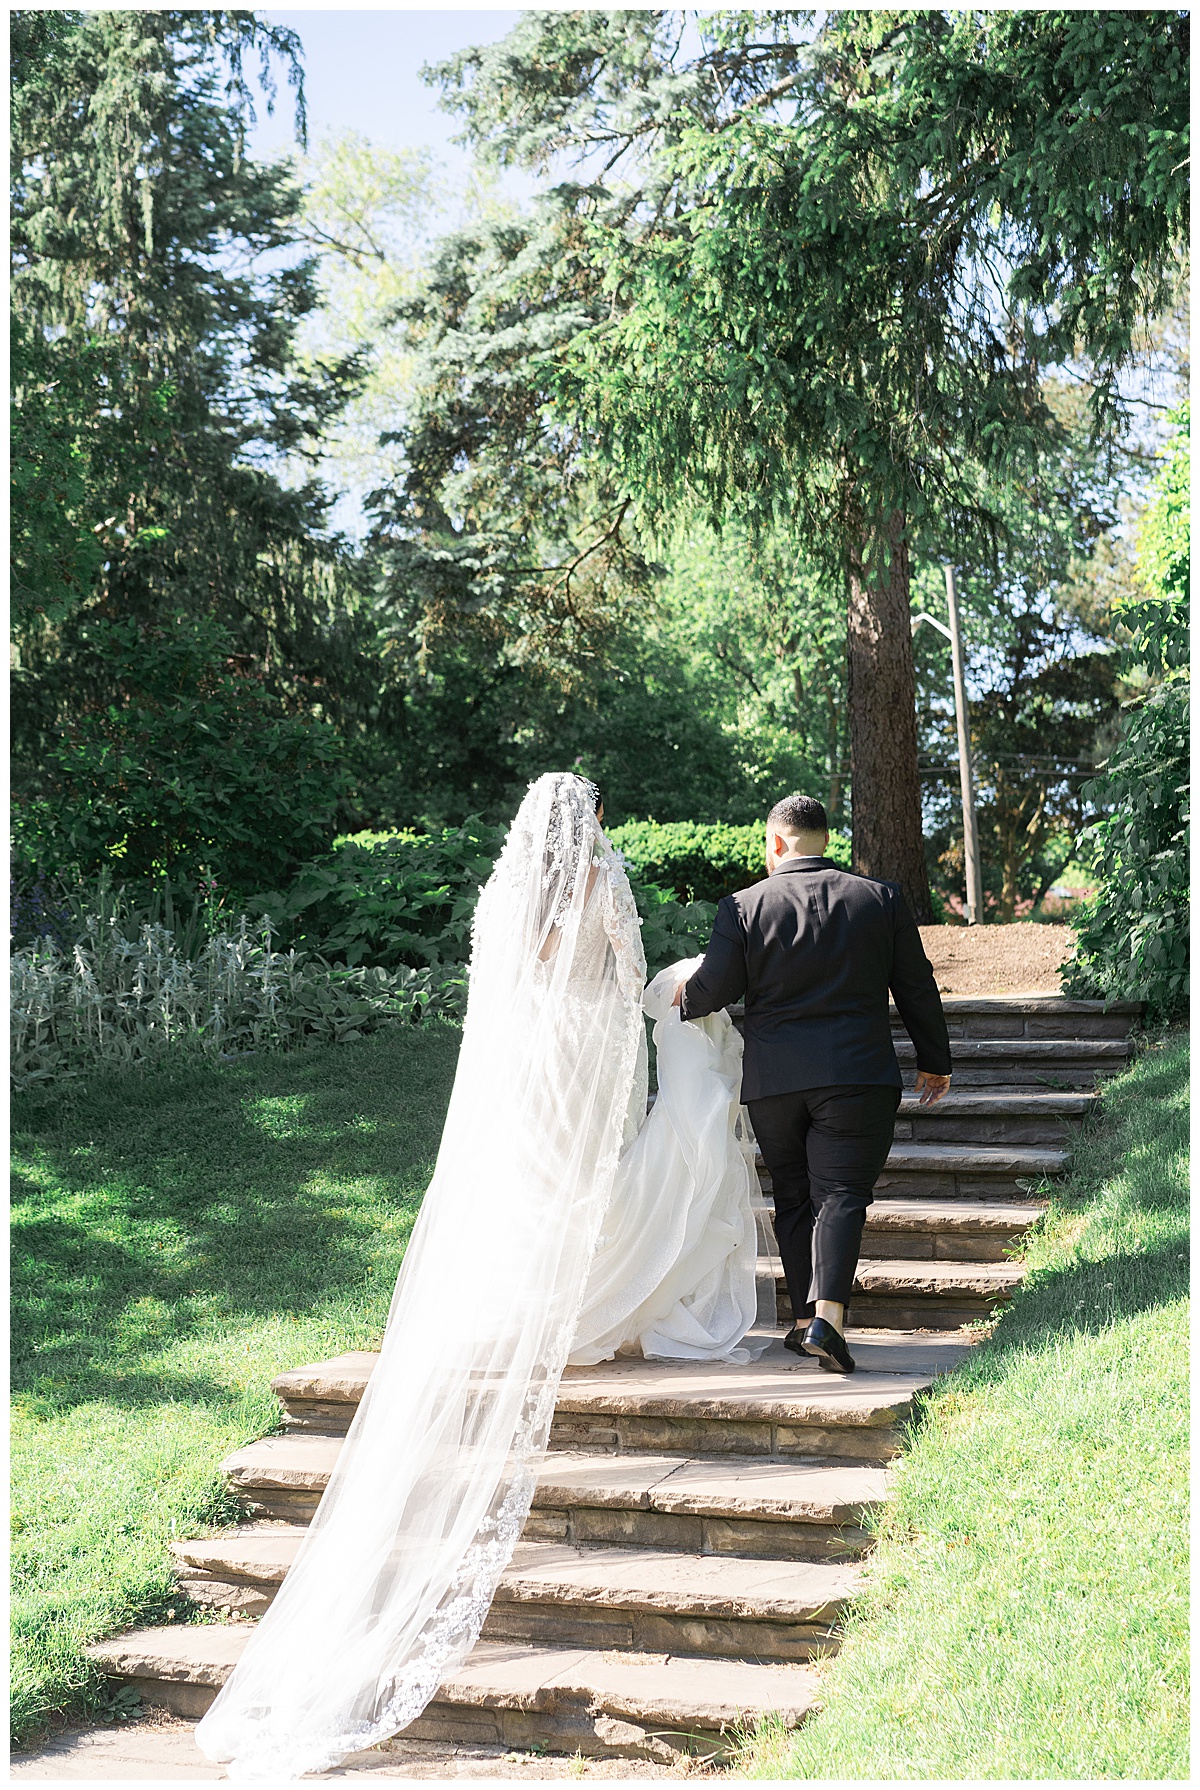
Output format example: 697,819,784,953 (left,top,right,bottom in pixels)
84,1629,820,1731
219,1437,889,1524
172,1526,303,1586
221,1432,343,1494
893,1037,1128,1060
533,1355,941,1426
171,1531,858,1623
862,1198,1047,1231
895,1091,1097,1114
86,1624,249,1690
753,1140,1068,1177
755,1254,1021,1296
891,995,1142,1016
882,1143,1069,1173
852,1257,1023,1295
273,1340,968,1427
496,1541,856,1620
535,1454,887,1522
